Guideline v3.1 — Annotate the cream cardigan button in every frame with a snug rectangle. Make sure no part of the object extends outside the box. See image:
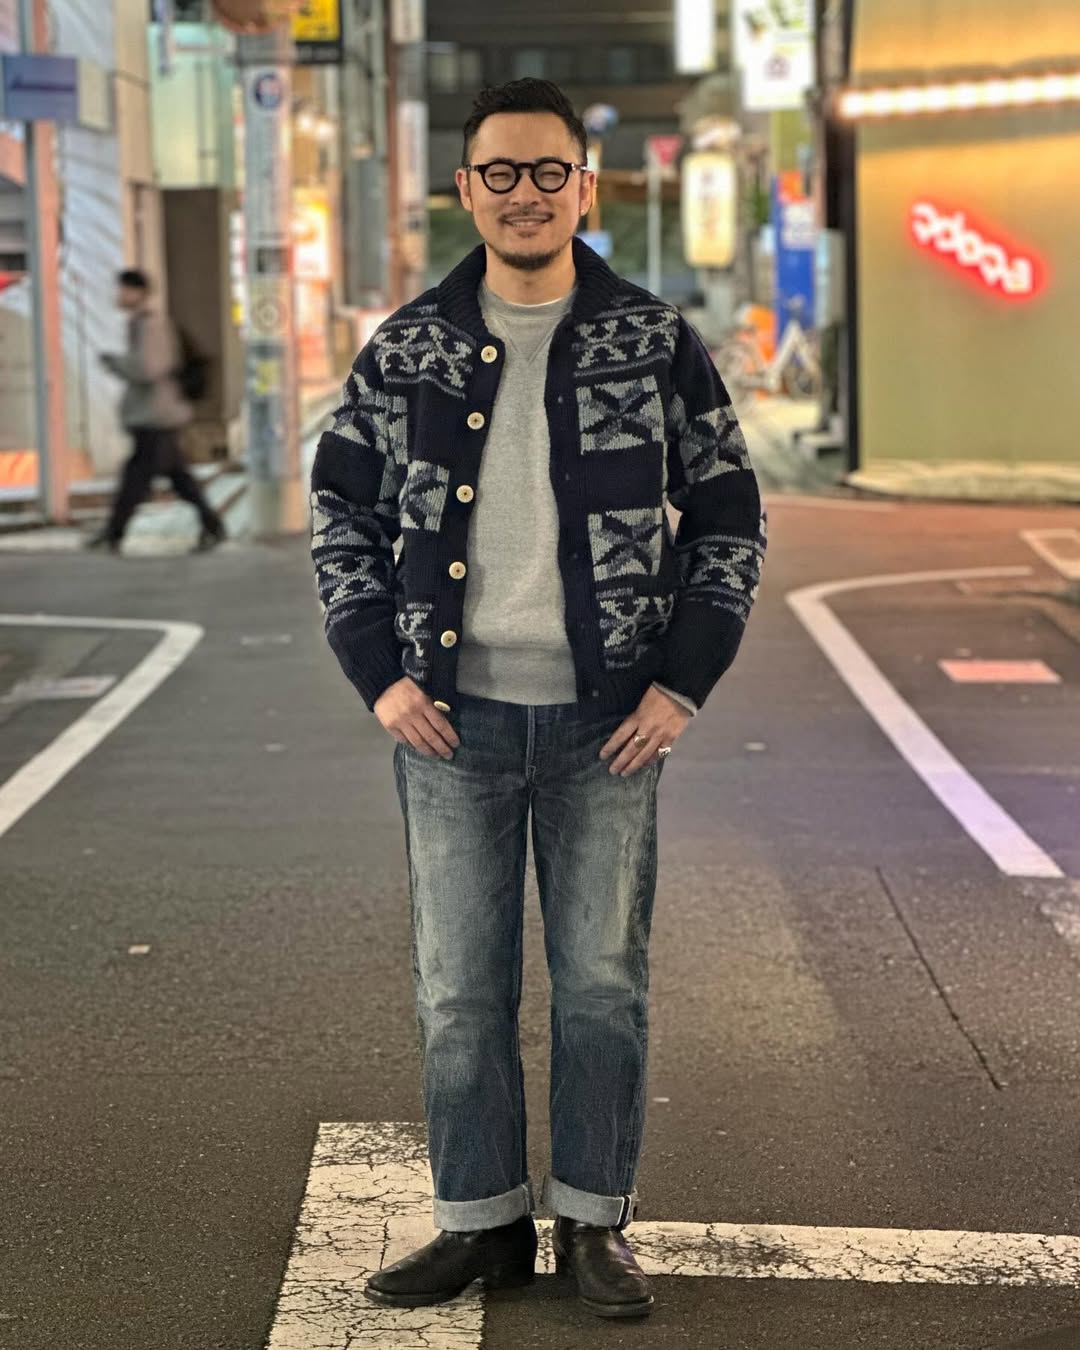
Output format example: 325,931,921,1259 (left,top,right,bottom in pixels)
480,345,498,363
466,411,486,430
433,700,451,713
440,630,458,648
456,484,475,504
448,561,467,580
